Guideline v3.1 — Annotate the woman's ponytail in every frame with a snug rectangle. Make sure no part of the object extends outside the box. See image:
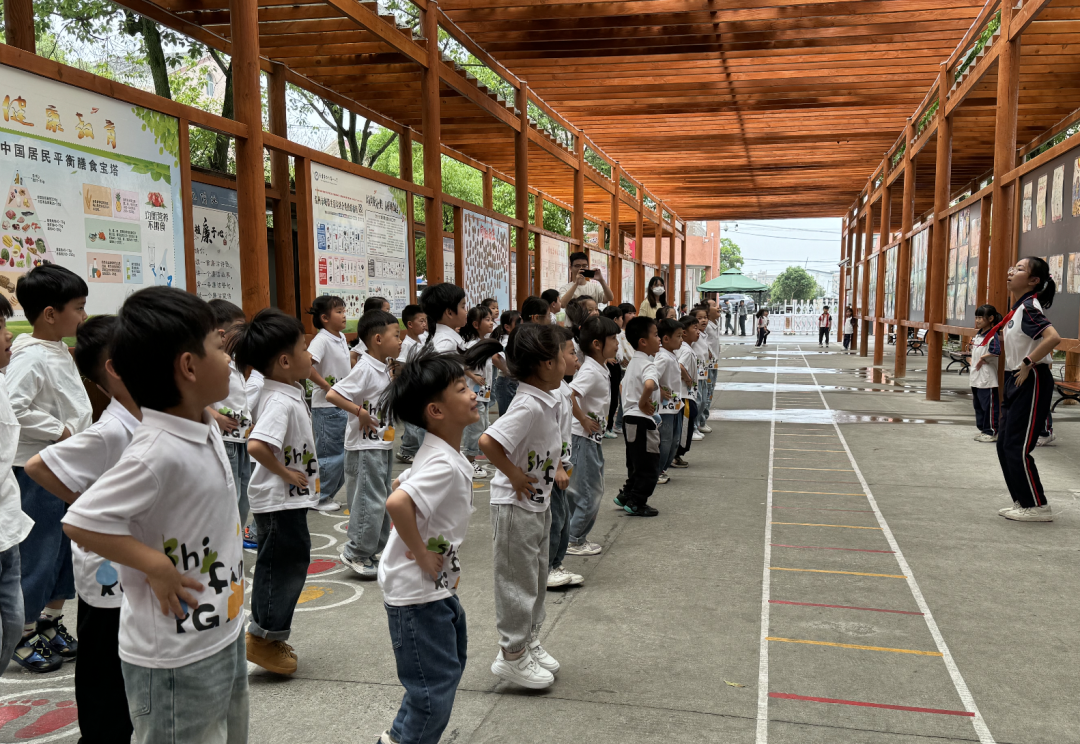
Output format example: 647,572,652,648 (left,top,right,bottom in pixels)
1023,256,1056,308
